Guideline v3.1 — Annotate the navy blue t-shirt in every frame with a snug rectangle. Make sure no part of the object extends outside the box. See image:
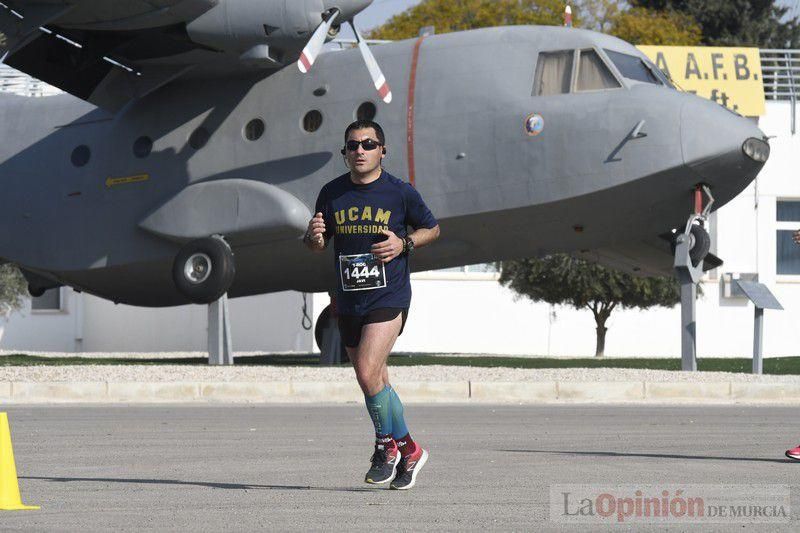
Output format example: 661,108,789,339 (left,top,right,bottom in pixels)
314,170,438,316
